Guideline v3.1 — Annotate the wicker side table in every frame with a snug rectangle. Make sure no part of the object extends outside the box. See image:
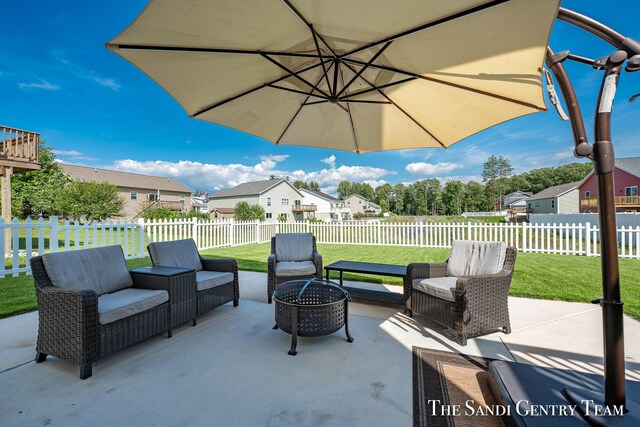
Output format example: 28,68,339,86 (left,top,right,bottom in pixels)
130,266,196,337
